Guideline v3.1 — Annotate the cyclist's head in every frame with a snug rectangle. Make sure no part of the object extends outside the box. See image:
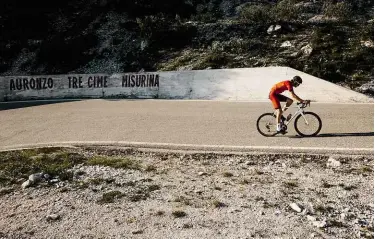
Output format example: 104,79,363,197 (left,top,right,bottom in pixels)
291,75,302,87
